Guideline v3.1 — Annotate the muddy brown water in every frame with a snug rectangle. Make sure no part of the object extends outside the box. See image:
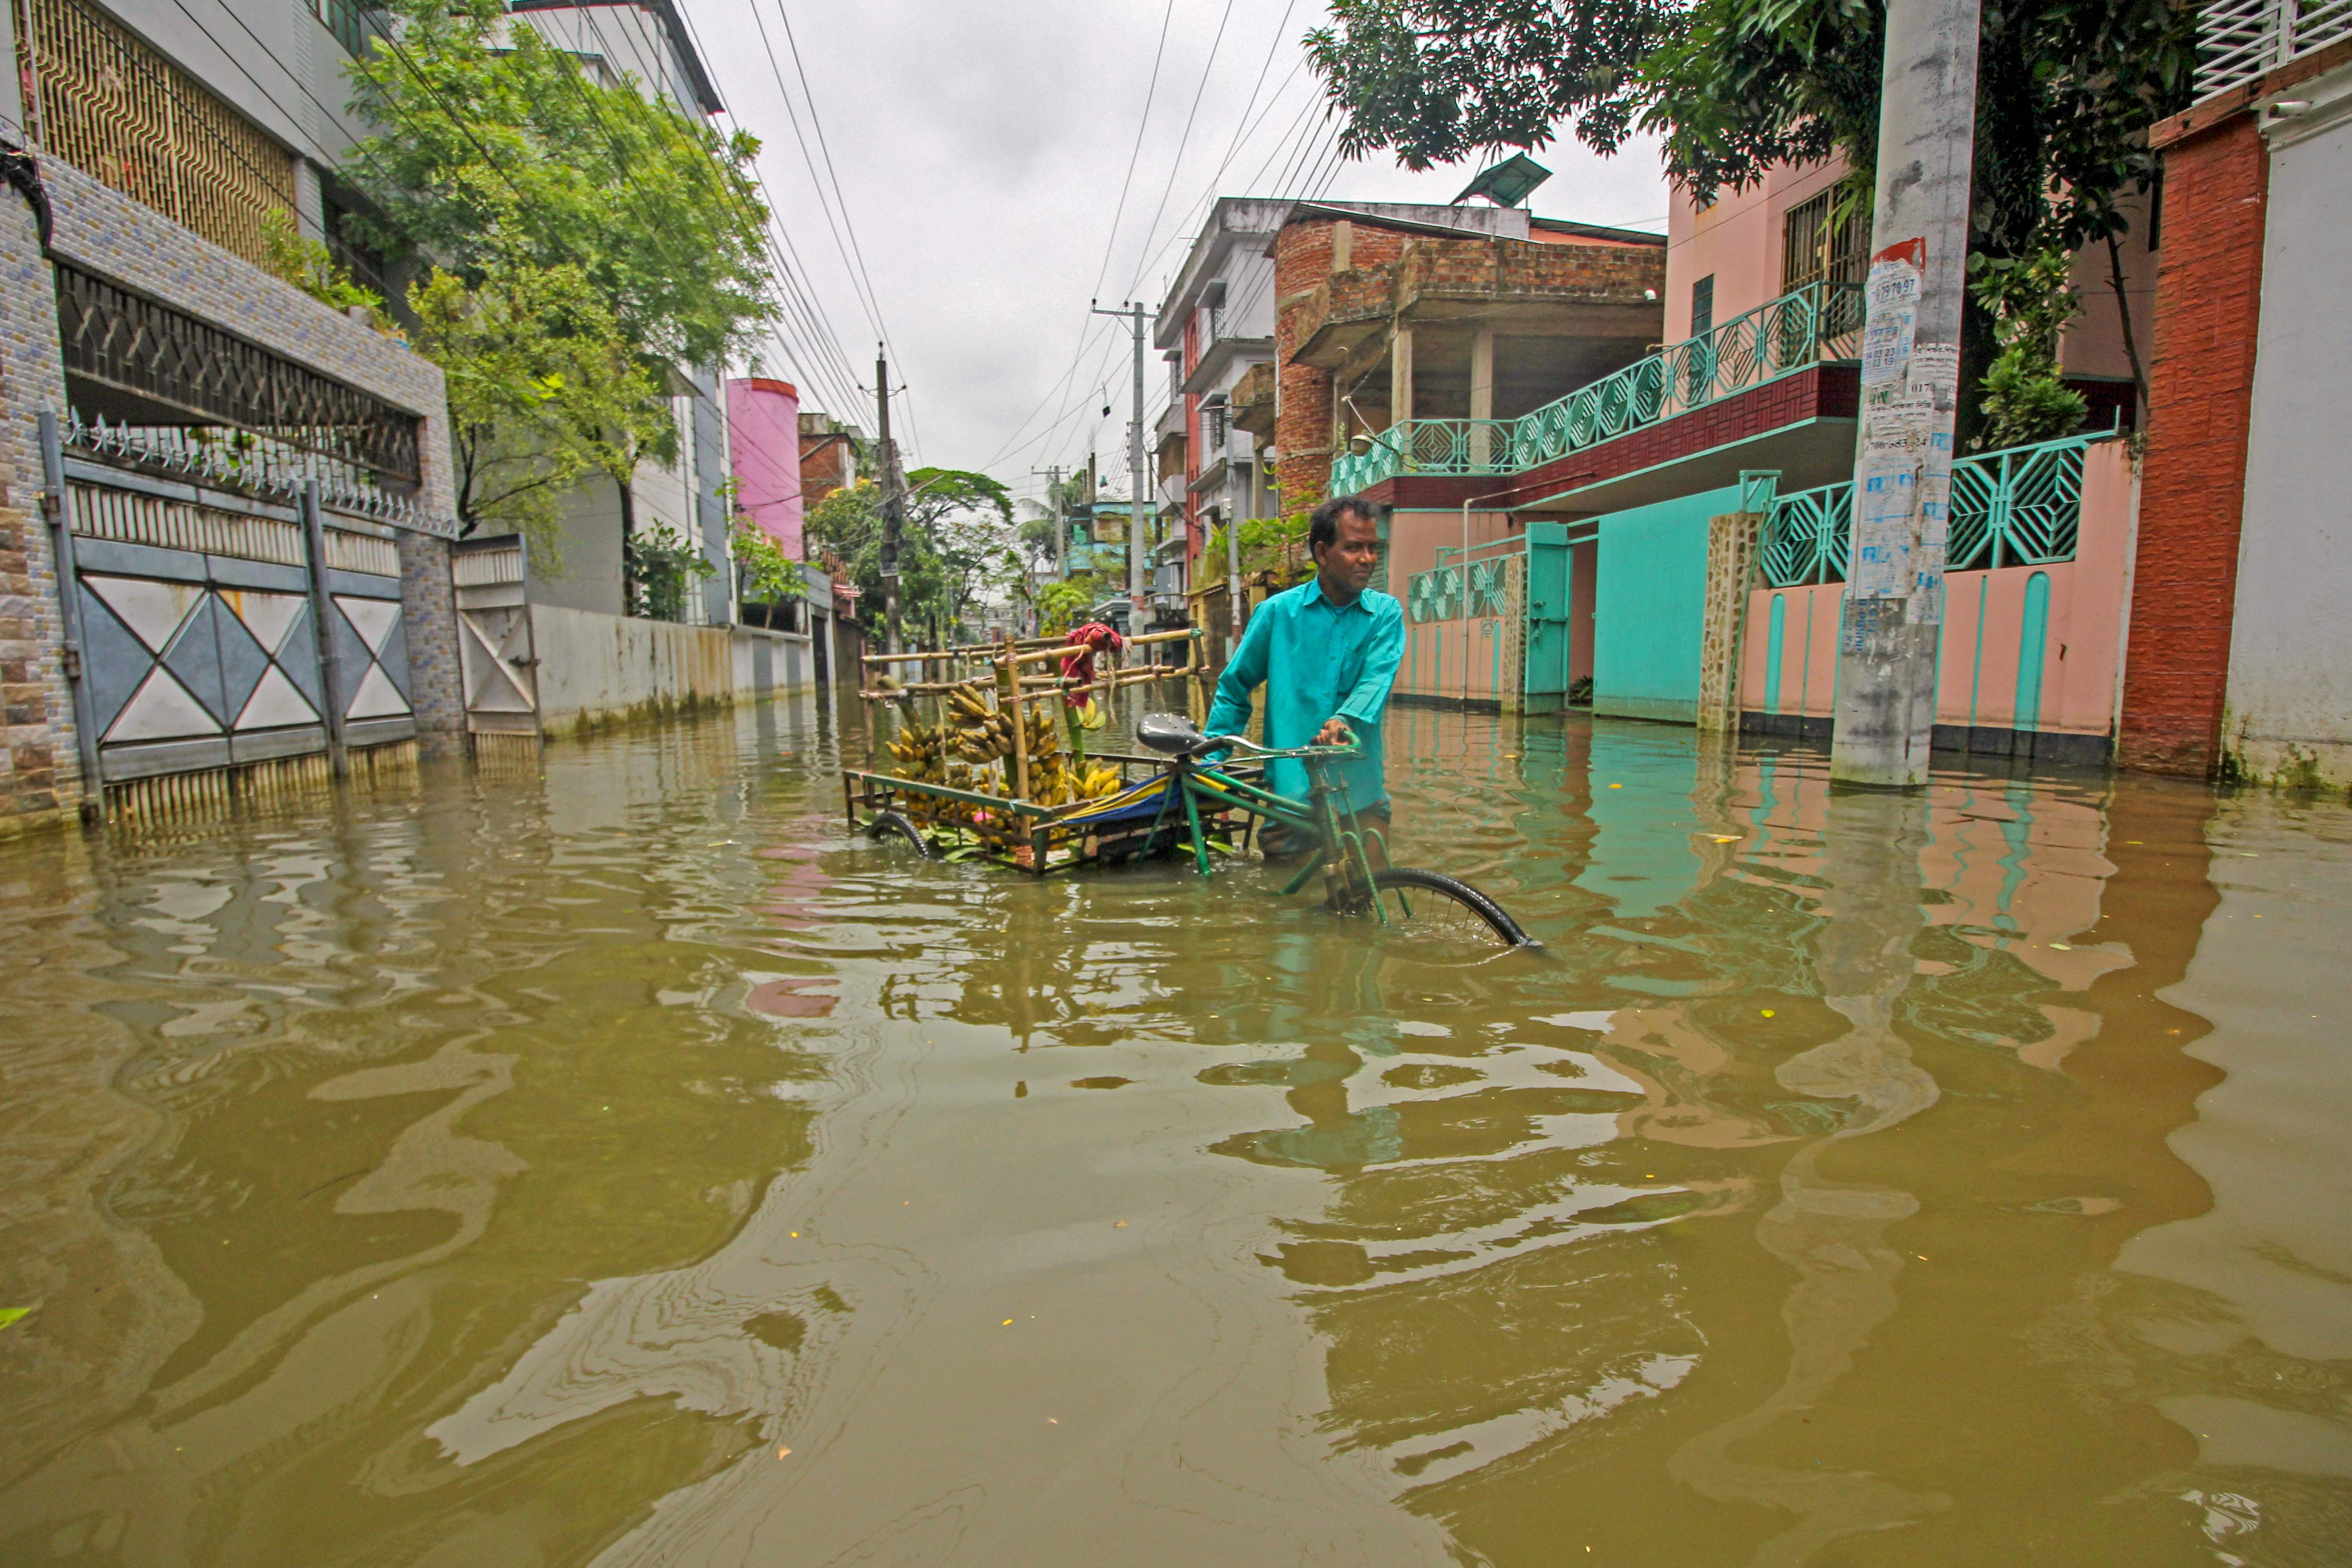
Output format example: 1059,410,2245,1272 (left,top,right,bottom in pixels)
1,694,2347,1566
